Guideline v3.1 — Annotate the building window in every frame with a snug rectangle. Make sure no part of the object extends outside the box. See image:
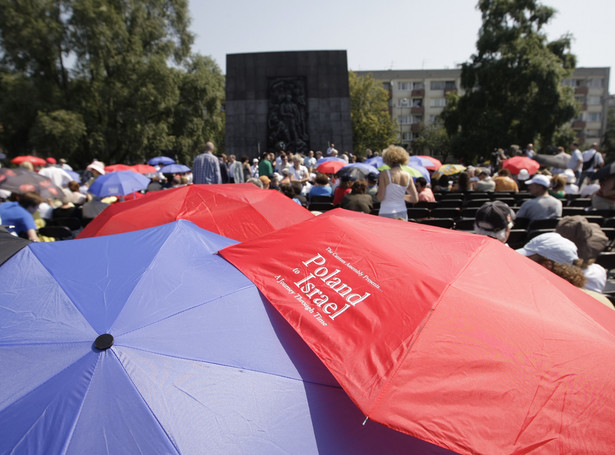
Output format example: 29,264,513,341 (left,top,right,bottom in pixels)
398,115,410,125
429,115,439,123
412,132,421,140
587,96,601,105
430,81,445,90
588,112,602,122
586,129,600,138
398,98,410,107
411,115,423,124
412,82,424,90
575,95,586,105
397,82,410,91
401,132,411,141
430,80,456,90
587,79,604,88
432,98,447,108
412,98,423,107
